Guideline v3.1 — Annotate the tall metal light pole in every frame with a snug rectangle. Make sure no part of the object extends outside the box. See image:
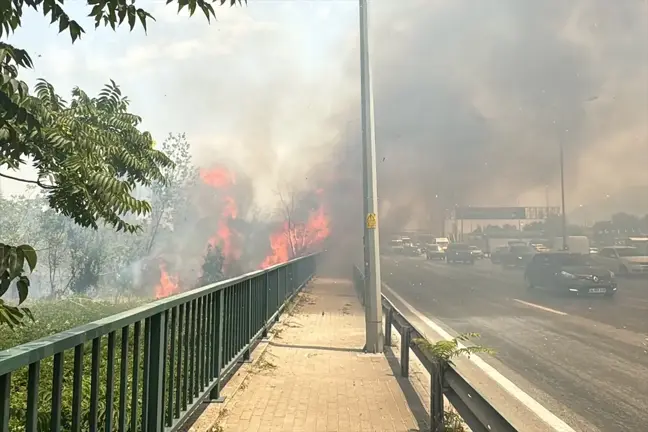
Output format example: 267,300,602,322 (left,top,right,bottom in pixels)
559,138,568,250
359,0,383,353
557,96,597,250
